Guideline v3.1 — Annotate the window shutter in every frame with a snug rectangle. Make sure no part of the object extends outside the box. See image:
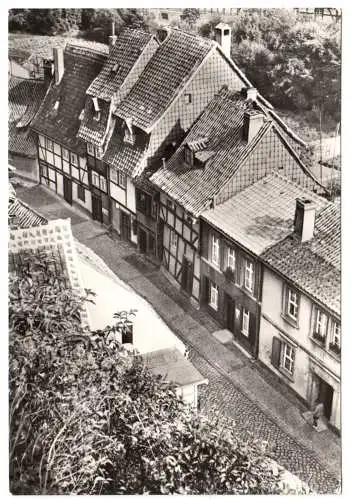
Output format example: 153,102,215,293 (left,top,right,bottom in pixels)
248,311,257,345
220,241,225,270
271,337,282,369
203,277,210,303
235,251,242,286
